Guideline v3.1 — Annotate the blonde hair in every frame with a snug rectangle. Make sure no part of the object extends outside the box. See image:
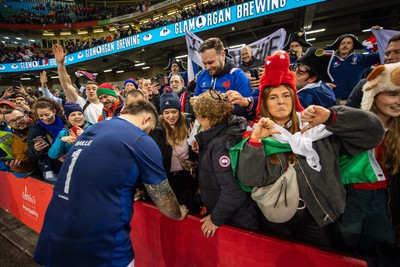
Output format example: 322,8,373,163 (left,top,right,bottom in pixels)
160,112,188,147
193,91,233,127
259,85,300,134
371,104,400,175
